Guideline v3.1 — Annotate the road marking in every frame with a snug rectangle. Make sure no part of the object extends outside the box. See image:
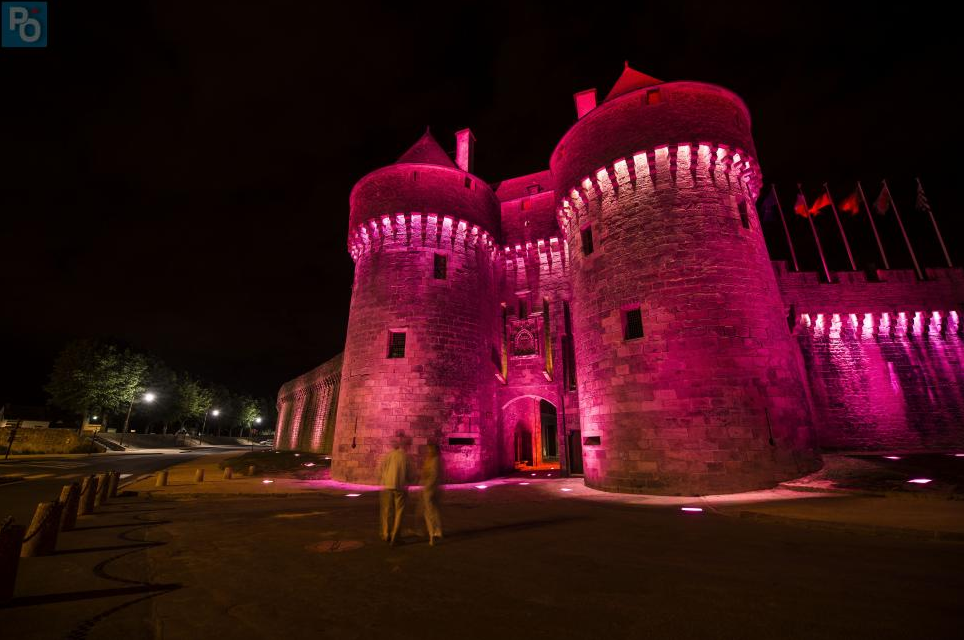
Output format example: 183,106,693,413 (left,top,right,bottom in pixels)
24,473,55,480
